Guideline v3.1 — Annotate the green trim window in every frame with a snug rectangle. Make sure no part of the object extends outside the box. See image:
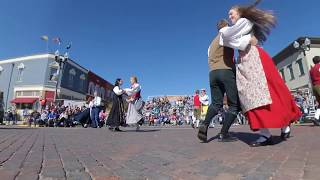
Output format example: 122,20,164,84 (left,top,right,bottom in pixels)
287,64,295,81
295,58,305,76
279,68,286,82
